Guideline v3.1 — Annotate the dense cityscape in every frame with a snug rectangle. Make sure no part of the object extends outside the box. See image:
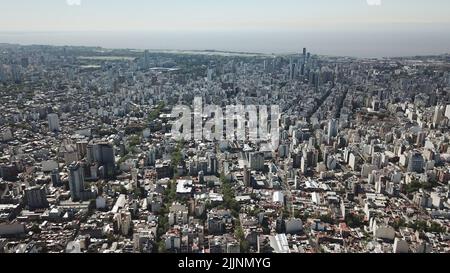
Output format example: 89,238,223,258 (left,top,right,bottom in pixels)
0,43,450,254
